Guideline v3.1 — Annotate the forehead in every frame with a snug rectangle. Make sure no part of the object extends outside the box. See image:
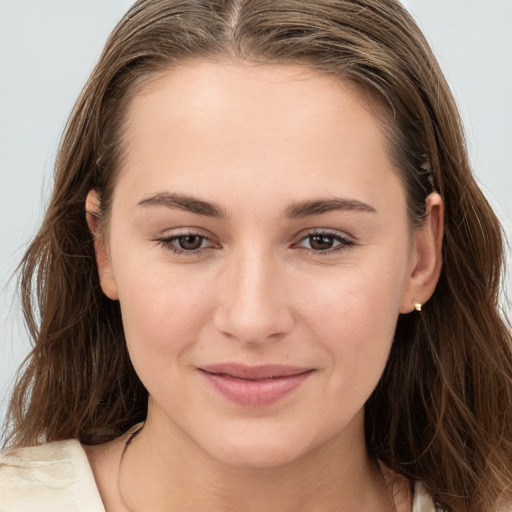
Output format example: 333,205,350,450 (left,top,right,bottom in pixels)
116,60,404,217
125,60,383,144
